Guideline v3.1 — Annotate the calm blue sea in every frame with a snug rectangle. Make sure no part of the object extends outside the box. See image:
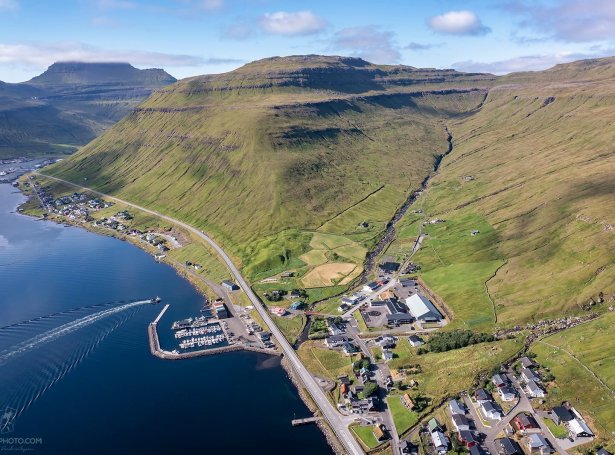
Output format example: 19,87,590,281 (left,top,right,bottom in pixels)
0,184,332,454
